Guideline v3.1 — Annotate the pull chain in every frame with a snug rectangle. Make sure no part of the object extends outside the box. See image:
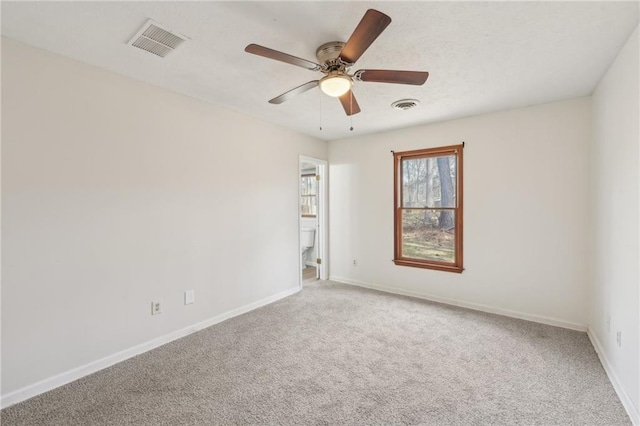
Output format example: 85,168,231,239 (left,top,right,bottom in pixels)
319,90,323,131
349,91,354,131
